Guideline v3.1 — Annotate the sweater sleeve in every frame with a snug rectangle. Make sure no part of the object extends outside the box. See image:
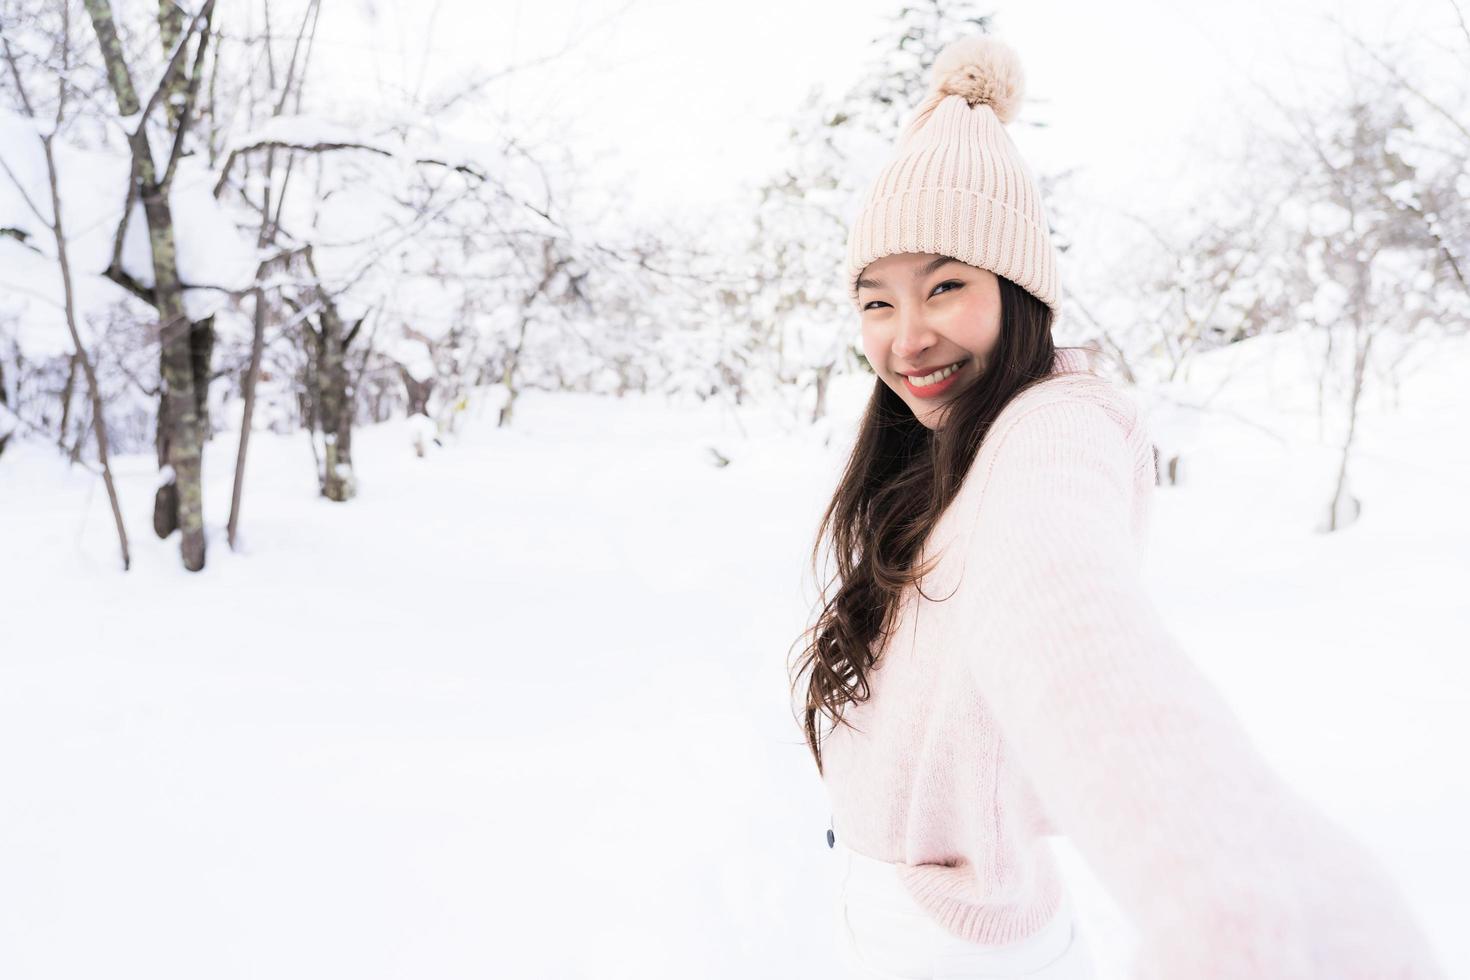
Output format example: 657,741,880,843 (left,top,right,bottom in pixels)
953,394,1445,980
